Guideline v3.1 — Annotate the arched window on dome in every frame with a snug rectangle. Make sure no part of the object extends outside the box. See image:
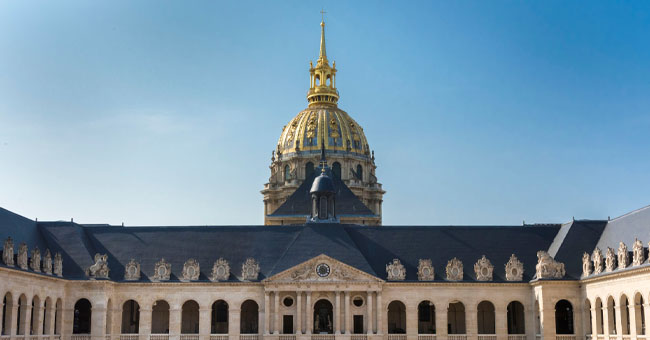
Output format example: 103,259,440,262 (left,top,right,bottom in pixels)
356,164,363,181
305,162,315,178
284,165,291,182
332,162,341,179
